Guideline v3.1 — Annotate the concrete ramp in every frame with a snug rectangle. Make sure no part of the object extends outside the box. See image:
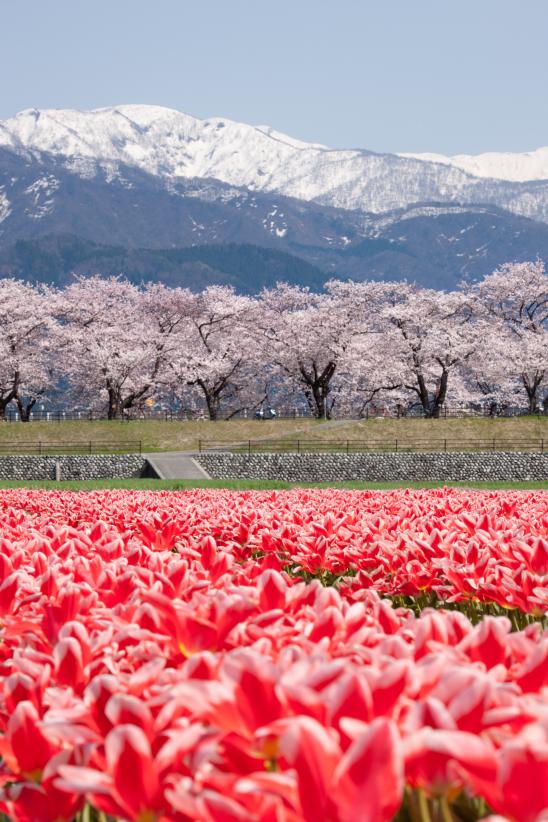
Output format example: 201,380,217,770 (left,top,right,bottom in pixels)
145,452,211,480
